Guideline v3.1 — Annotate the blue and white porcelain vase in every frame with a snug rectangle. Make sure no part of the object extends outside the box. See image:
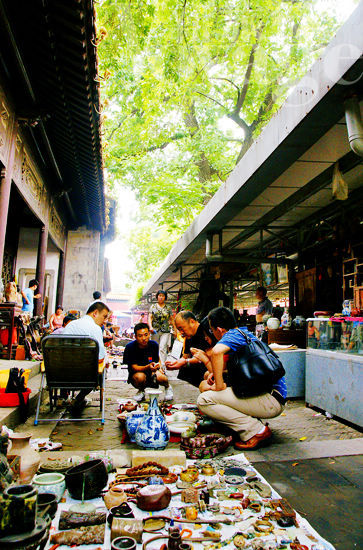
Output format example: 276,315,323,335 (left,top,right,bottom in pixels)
135,390,170,450
126,412,145,443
